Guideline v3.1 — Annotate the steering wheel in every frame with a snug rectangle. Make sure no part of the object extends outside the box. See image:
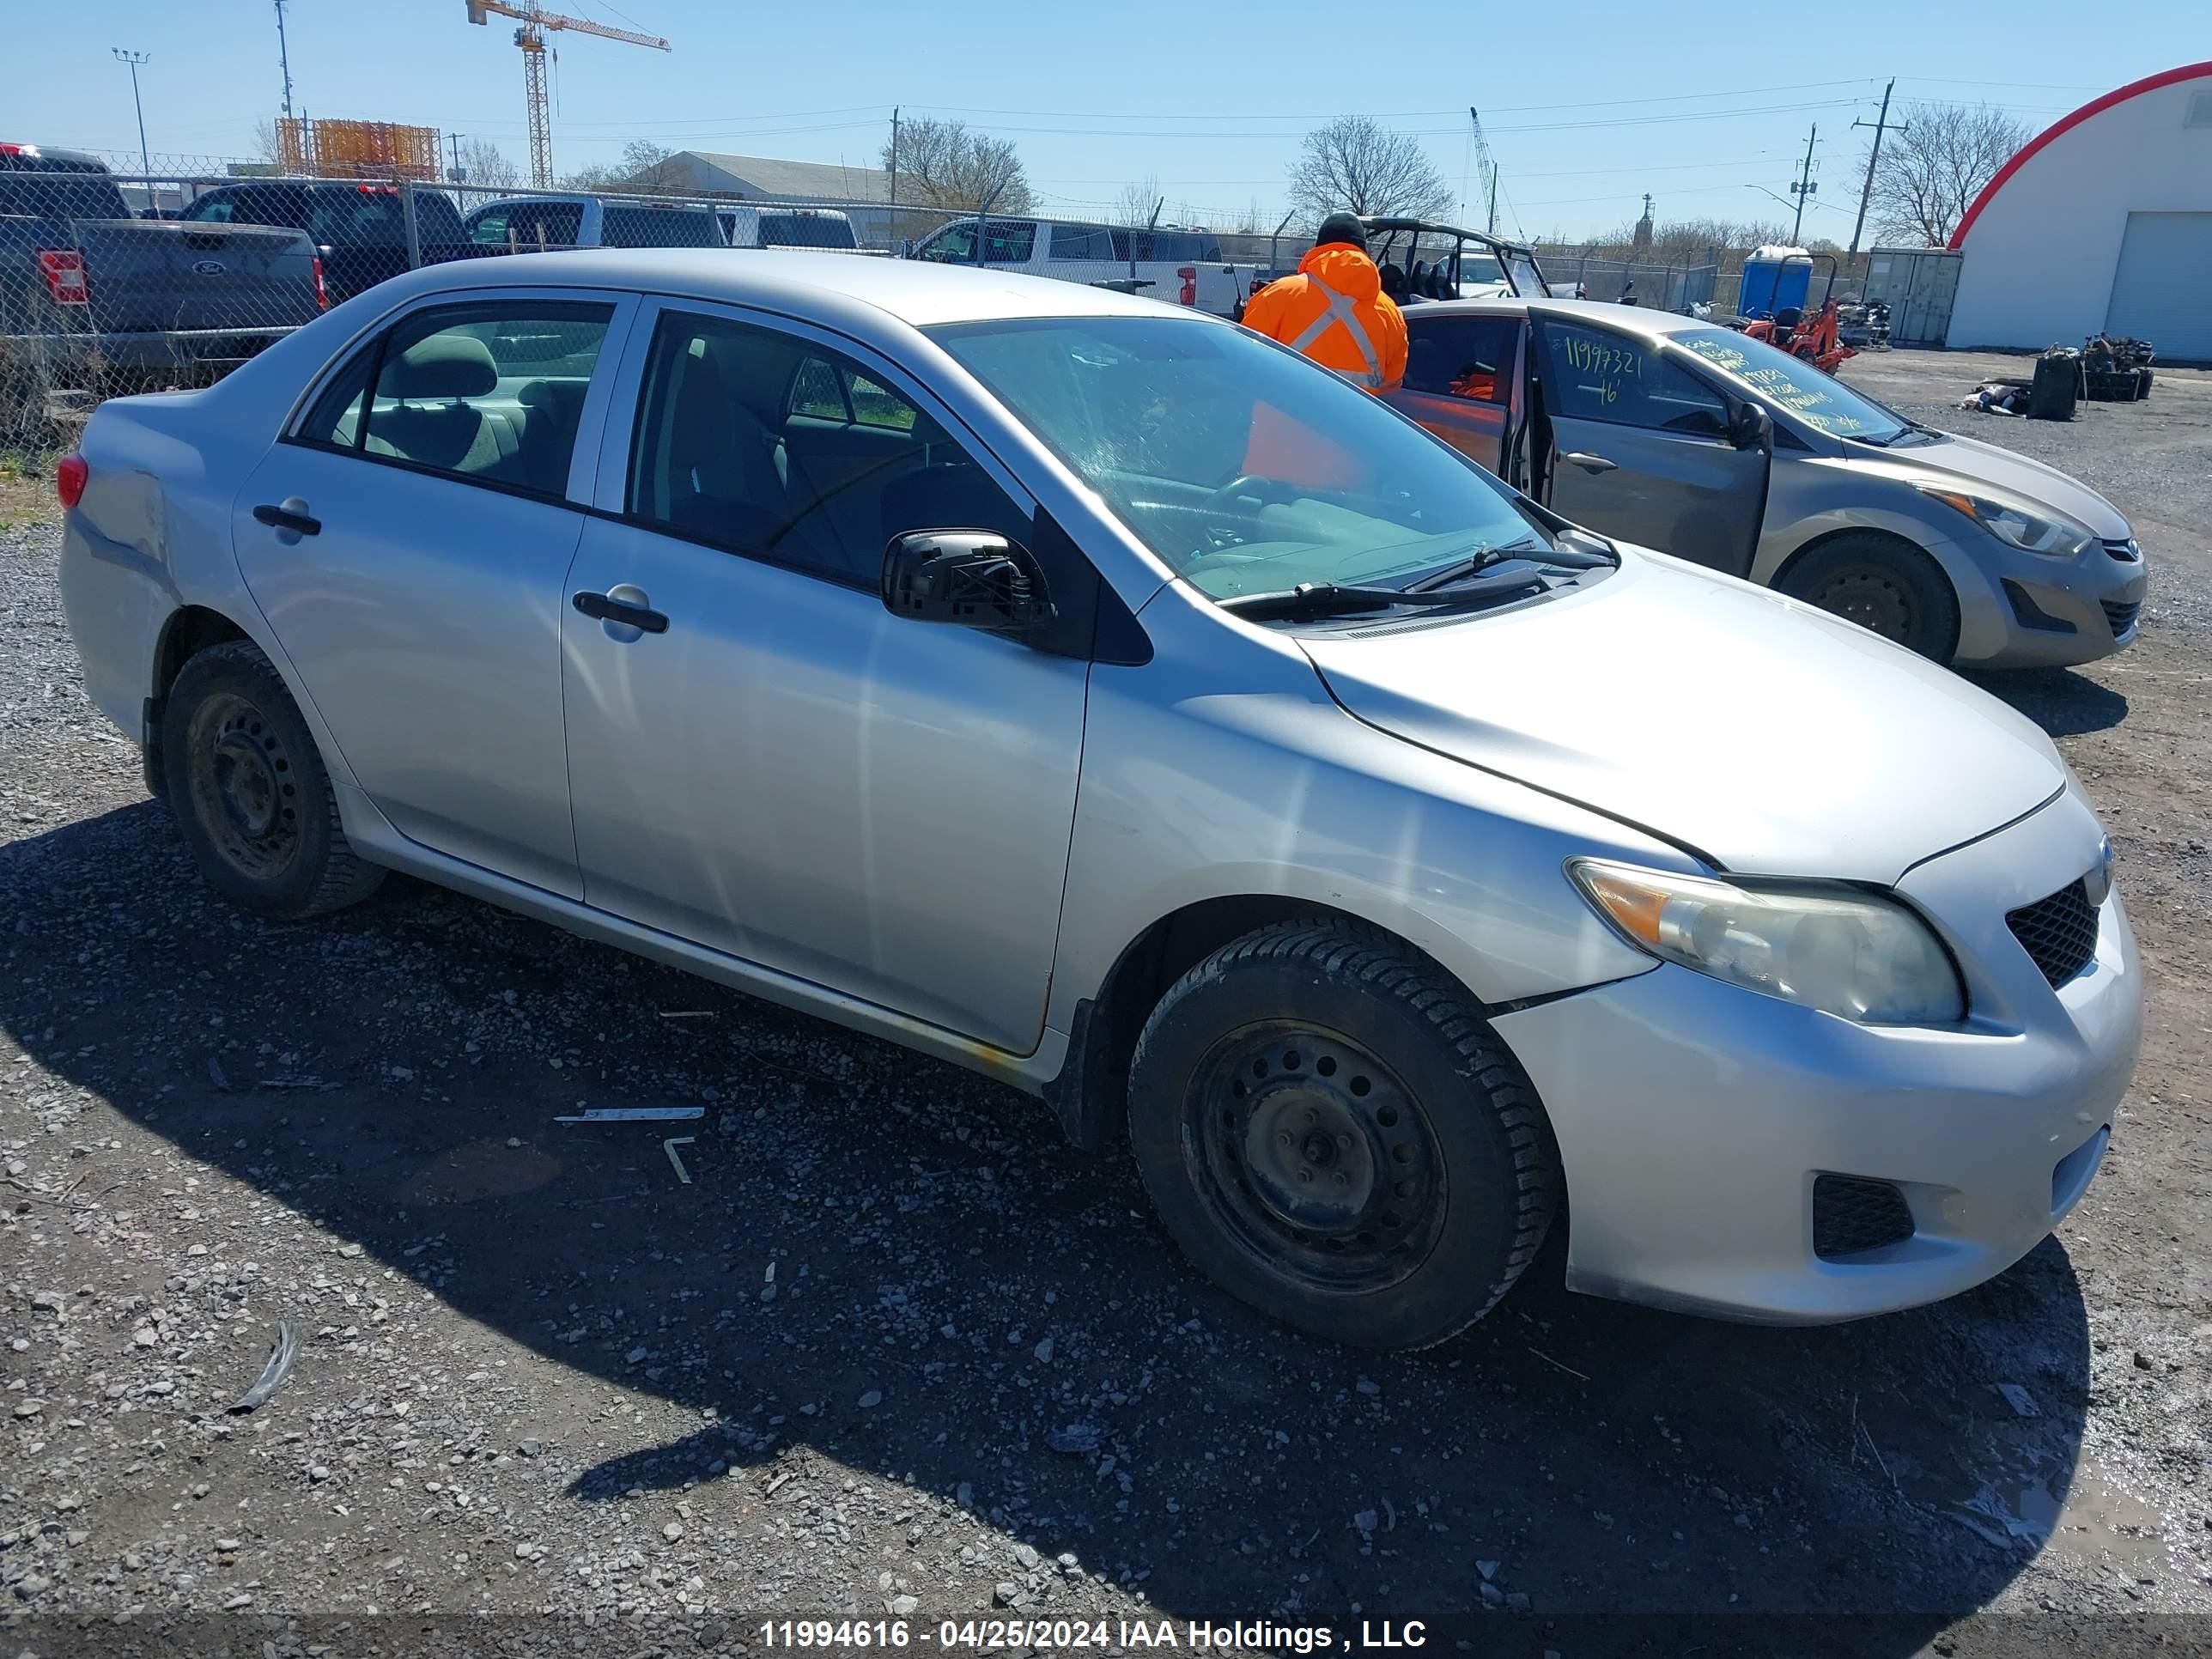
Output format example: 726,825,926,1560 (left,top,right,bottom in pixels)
1192,474,1290,552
